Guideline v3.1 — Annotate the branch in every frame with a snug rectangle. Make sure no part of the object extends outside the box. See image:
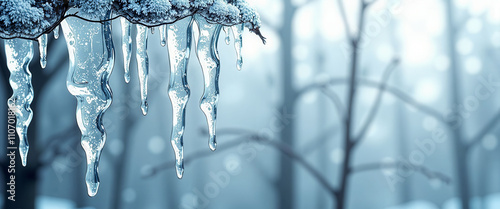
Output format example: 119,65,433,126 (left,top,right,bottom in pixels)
336,0,354,42
466,109,500,150
300,123,339,153
353,58,399,144
298,78,446,125
320,87,346,125
38,124,80,168
143,130,338,197
351,161,452,185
